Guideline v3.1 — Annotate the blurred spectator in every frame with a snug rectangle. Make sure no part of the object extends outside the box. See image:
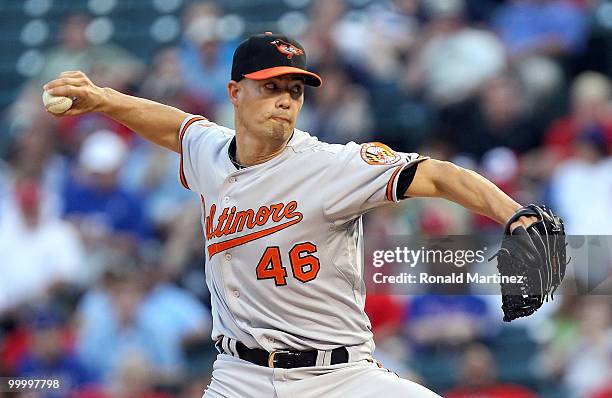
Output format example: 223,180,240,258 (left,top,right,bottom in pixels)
544,71,612,161
493,0,587,58
121,137,195,231
404,0,506,105
140,47,213,117
17,306,95,398
75,261,155,382
444,343,538,398
140,48,185,101
407,295,494,350
479,147,521,199
536,291,582,380
108,355,175,398
71,355,173,398
365,294,404,343
157,200,204,279
434,74,538,160
560,297,612,398
140,279,211,376
549,132,612,234
54,112,135,157
300,0,347,69
178,2,236,112
412,197,472,236
1,121,66,221
492,0,588,107
63,130,151,246
0,175,85,312
75,258,211,383
34,13,143,89
300,67,373,143
331,0,420,83
521,71,612,186
516,54,566,112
